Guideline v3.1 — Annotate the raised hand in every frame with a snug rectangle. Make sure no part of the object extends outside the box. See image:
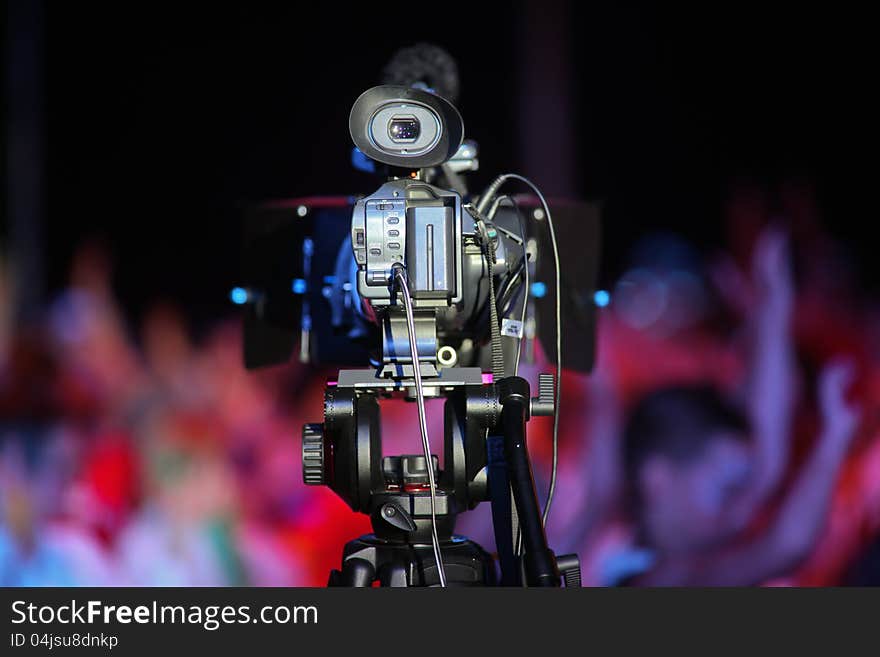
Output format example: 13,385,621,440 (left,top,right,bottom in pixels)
710,226,794,320
751,227,794,318
818,359,860,450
